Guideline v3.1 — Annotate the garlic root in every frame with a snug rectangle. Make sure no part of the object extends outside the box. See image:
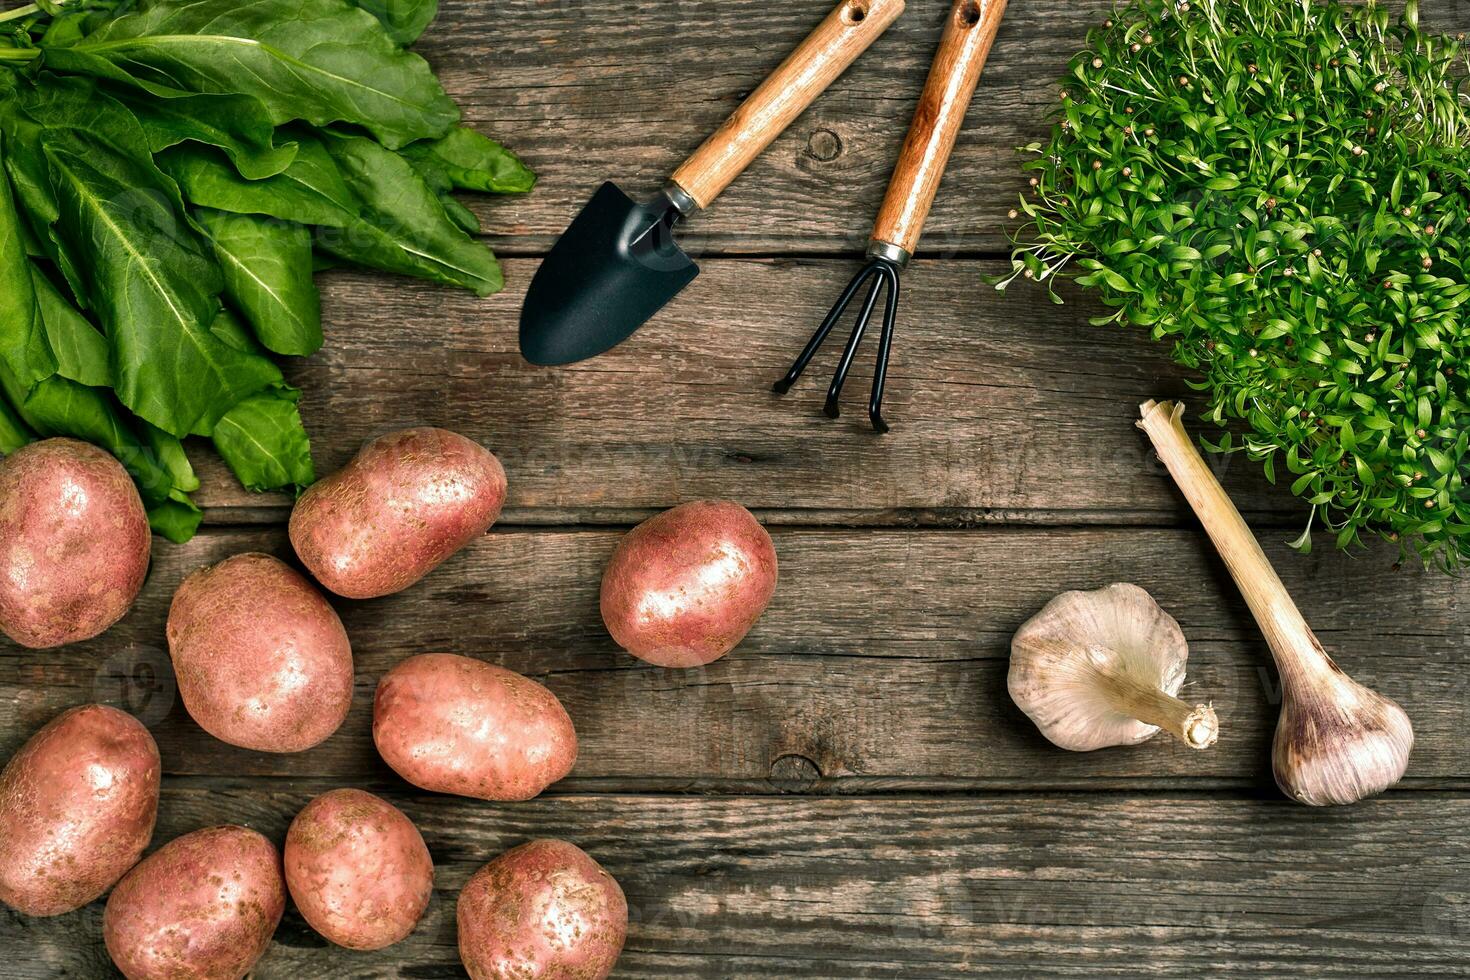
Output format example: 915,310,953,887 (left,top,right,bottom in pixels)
1094,669,1219,750
1009,582,1220,752
1138,400,1413,805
